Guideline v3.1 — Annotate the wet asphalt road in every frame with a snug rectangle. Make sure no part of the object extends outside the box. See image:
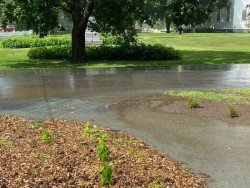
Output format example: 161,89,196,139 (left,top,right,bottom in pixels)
1,65,250,188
